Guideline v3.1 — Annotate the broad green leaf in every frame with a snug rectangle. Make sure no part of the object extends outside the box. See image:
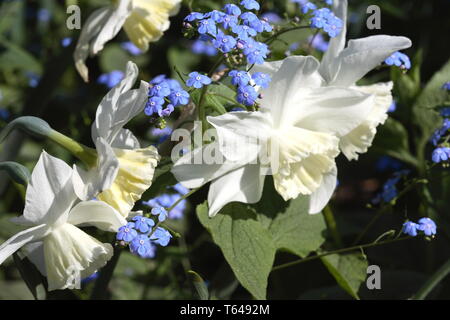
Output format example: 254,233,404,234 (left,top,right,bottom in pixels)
197,202,275,300
197,184,327,299
191,83,236,115
0,38,42,74
187,270,210,300
414,58,450,110
372,118,418,168
320,252,368,300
